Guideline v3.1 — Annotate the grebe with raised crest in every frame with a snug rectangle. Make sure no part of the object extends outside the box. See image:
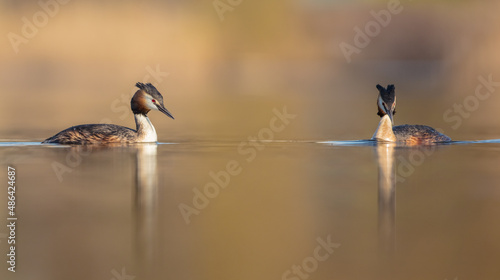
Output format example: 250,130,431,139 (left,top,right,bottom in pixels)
372,84,451,144
42,82,174,144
